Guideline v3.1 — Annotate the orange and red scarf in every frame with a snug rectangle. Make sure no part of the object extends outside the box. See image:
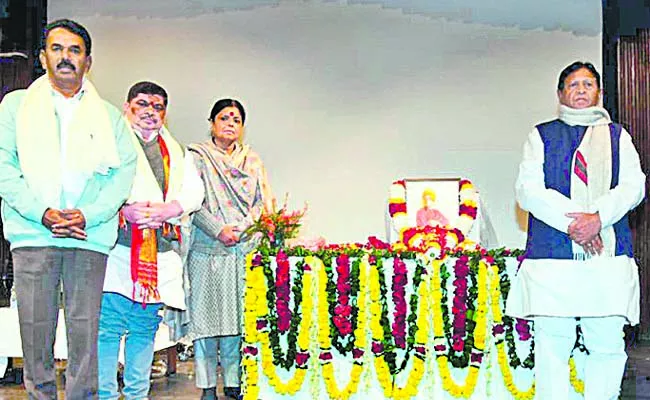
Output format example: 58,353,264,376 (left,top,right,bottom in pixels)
119,134,181,305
